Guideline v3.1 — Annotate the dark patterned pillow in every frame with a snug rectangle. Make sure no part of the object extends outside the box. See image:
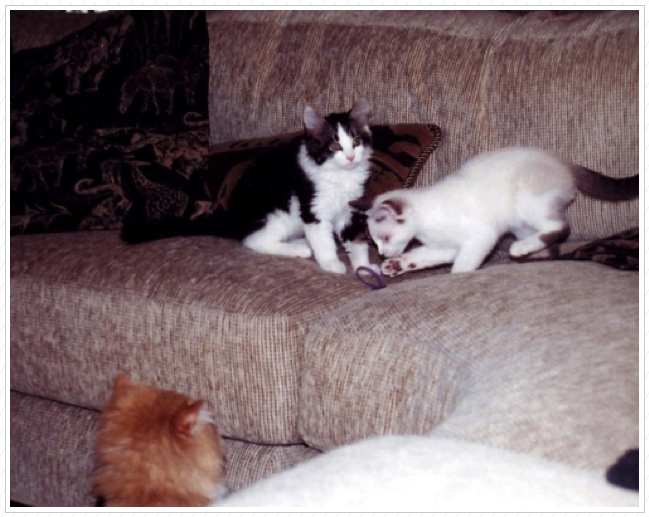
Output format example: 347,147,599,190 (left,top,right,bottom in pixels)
120,123,442,239
10,11,209,235
556,227,638,270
